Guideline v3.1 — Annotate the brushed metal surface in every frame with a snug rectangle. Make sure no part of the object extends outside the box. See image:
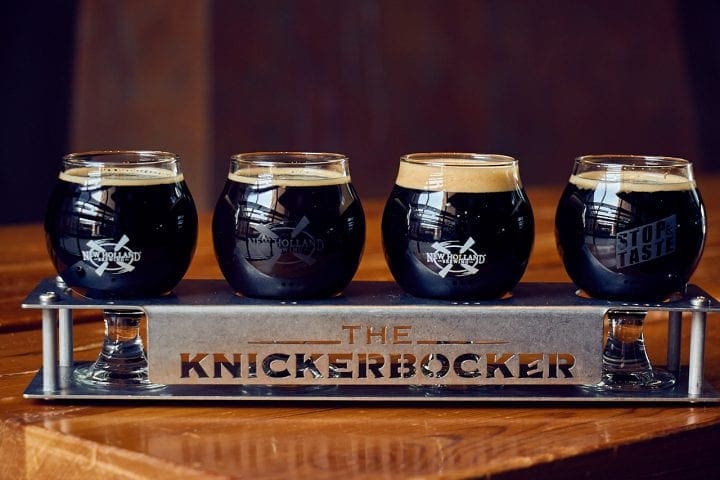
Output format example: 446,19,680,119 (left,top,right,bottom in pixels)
21,278,720,401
